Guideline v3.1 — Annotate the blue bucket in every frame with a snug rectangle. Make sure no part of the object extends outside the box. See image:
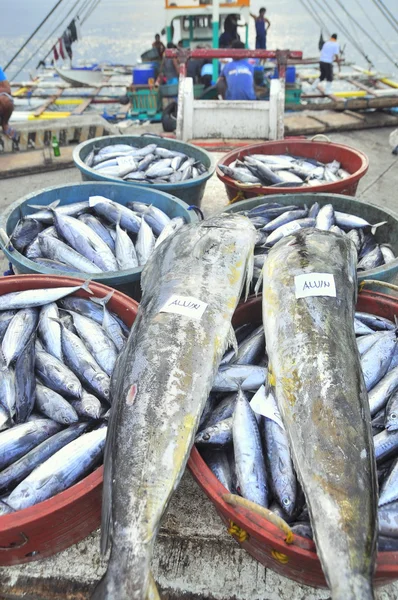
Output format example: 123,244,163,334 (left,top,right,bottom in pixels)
0,182,198,300
73,135,216,208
